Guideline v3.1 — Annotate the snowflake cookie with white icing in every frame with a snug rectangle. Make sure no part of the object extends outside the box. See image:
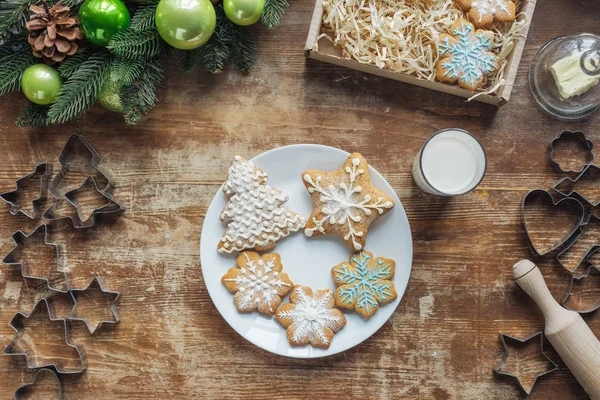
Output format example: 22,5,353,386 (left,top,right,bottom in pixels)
436,19,500,91
302,153,394,251
222,251,293,315
218,156,306,254
455,0,516,29
276,285,346,349
332,250,397,318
